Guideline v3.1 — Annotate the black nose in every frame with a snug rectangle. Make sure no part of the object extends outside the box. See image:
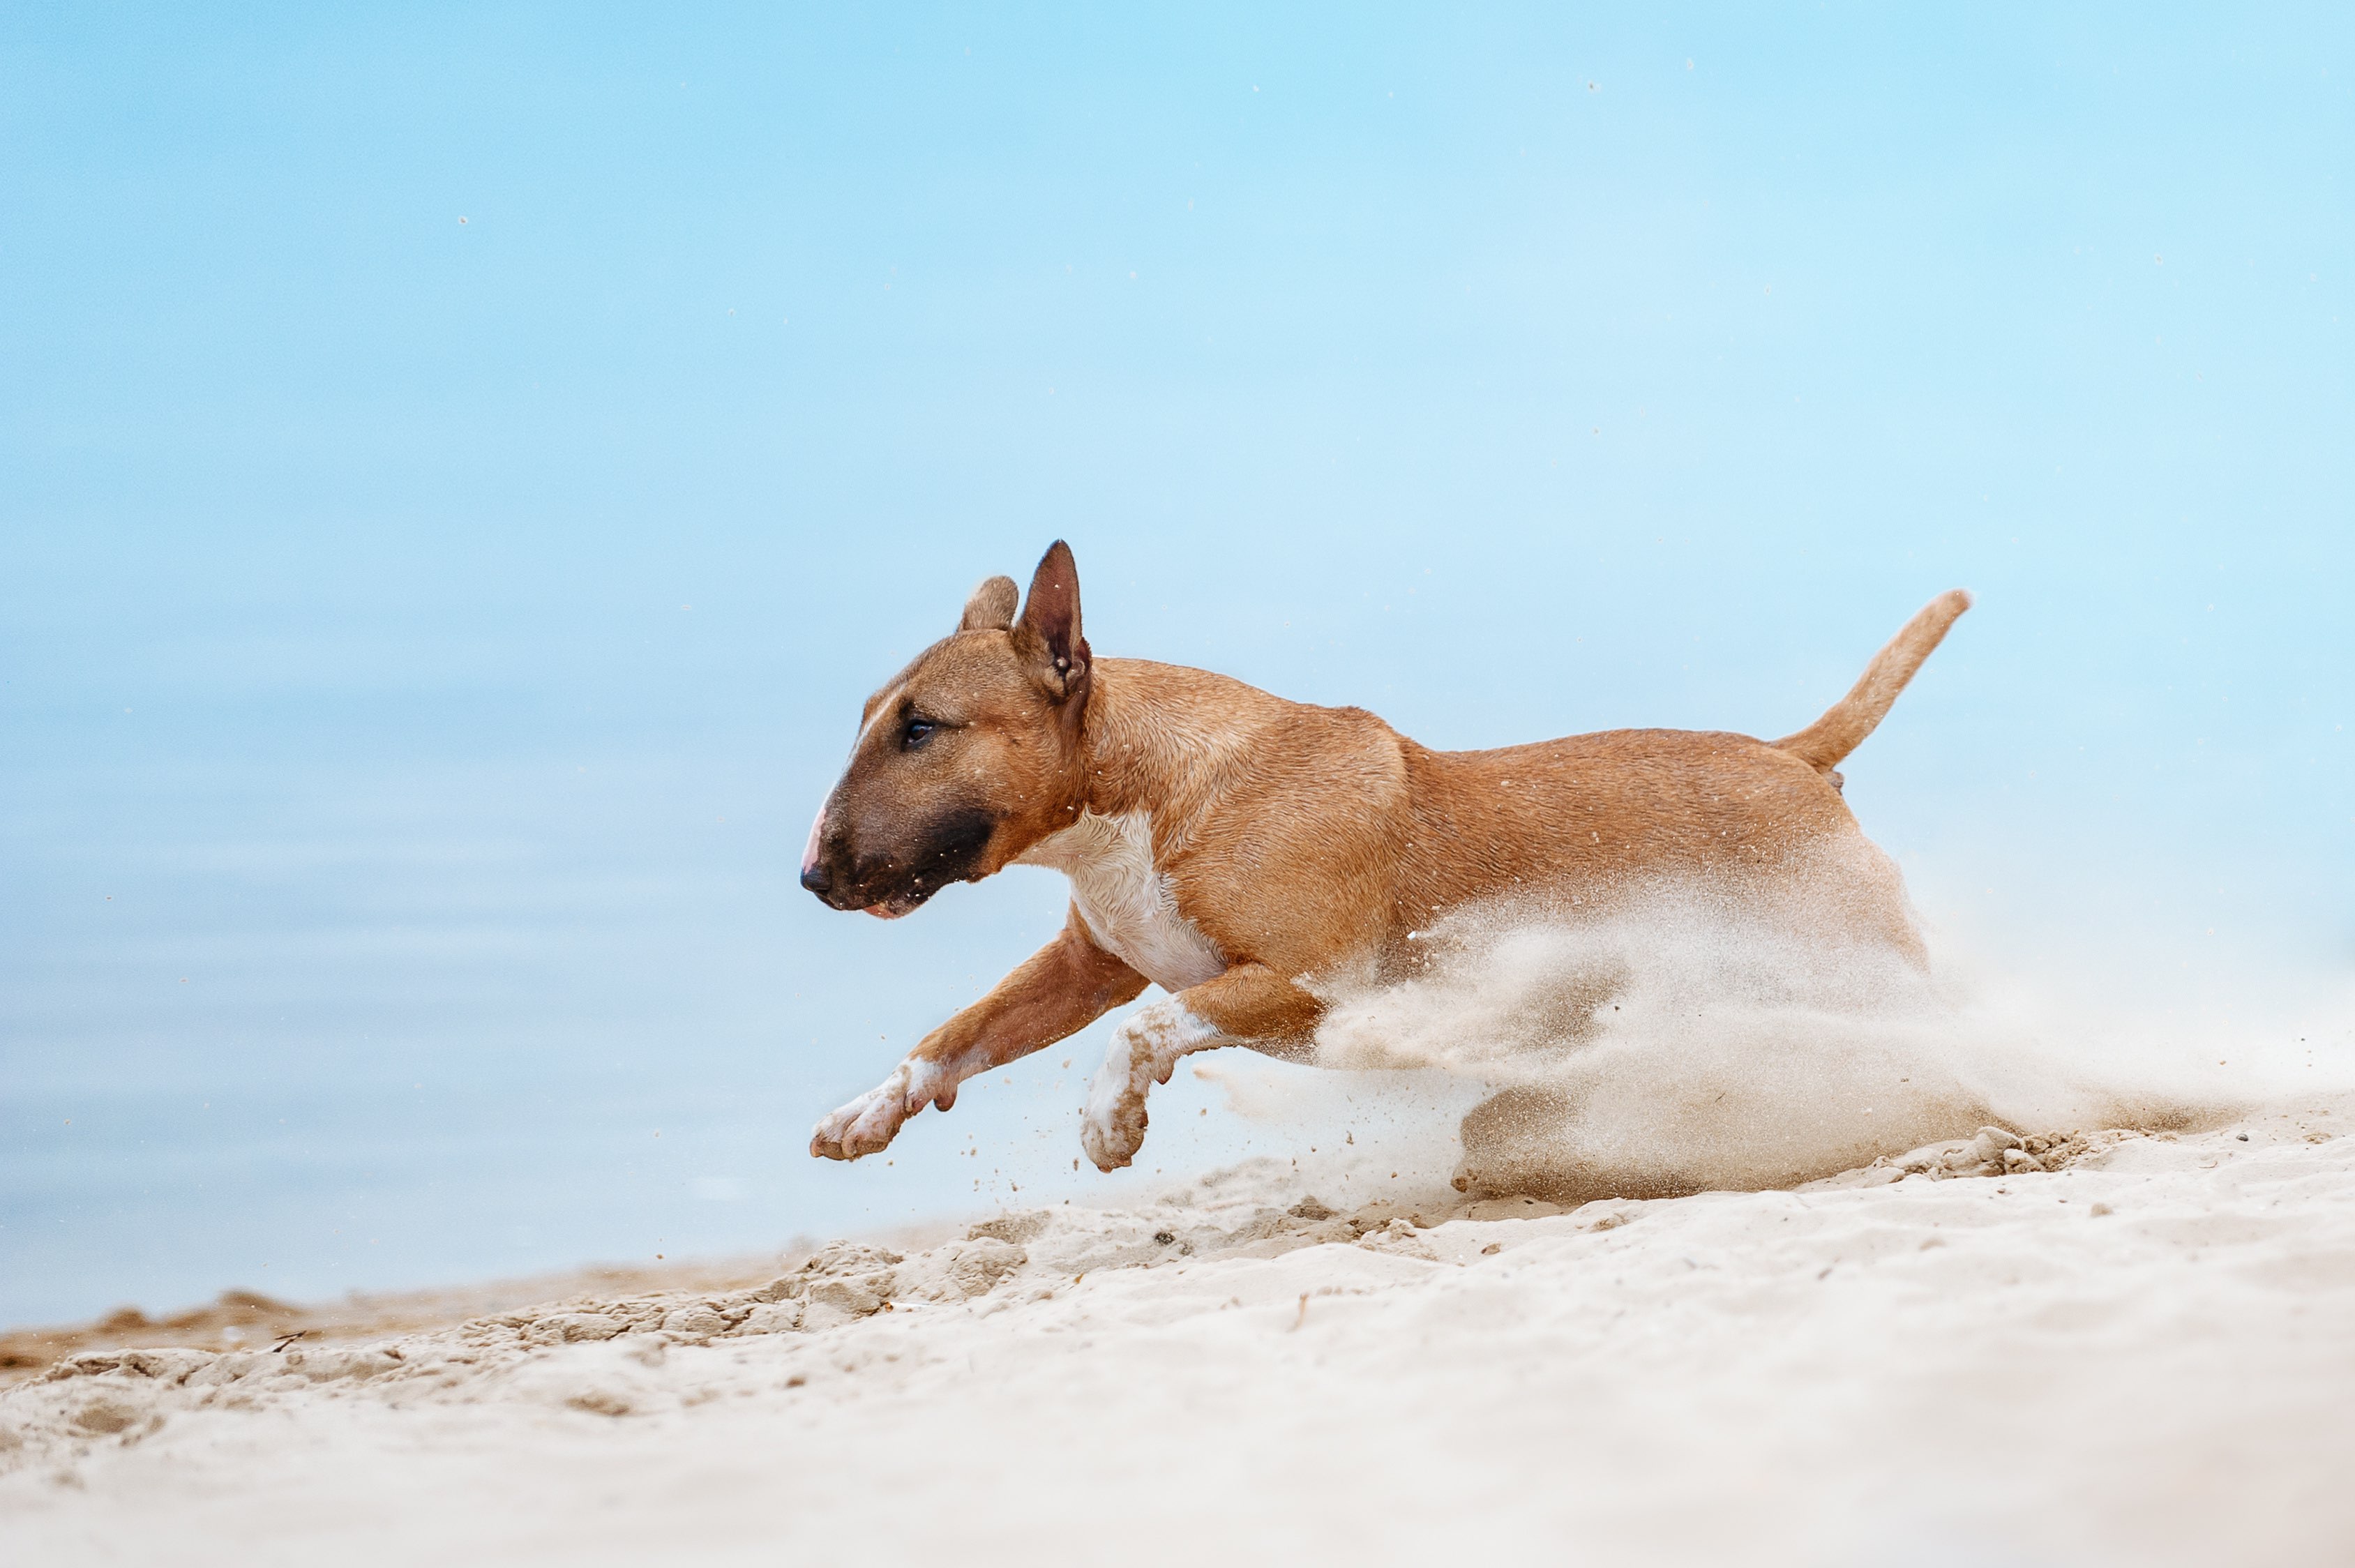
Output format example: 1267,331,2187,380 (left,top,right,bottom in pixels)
800,862,833,896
